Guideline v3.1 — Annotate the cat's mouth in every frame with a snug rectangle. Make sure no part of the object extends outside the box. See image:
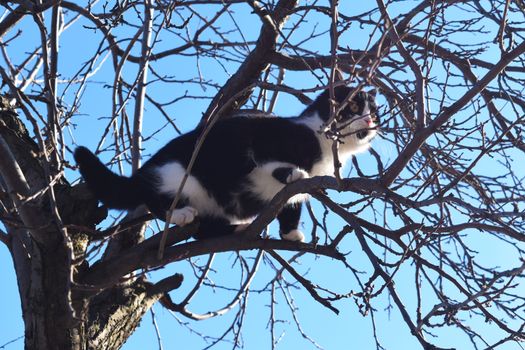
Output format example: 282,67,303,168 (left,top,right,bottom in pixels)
356,130,369,140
